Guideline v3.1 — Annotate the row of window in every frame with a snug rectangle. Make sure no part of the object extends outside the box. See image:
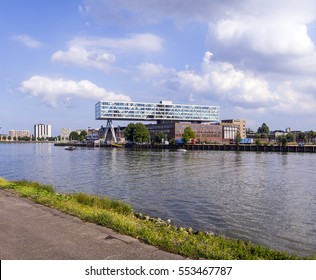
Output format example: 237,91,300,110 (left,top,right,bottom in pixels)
96,101,219,121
